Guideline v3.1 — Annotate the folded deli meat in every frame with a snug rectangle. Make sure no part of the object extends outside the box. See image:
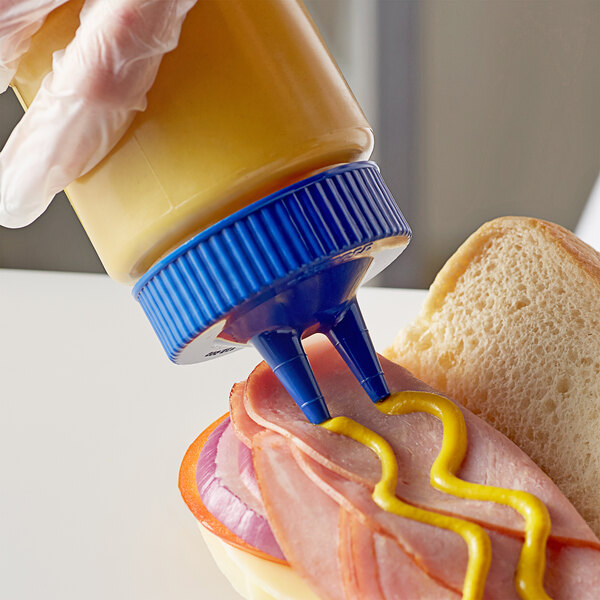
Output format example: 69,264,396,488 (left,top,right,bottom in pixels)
194,338,600,599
